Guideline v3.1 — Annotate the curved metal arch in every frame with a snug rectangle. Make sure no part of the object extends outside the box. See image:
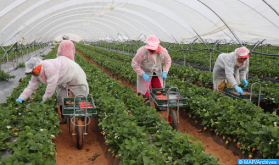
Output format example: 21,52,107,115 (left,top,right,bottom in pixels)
263,0,279,16
24,8,98,34
32,14,112,37
0,0,28,18
106,11,154,34
40,20,119,41
4,1,192,43
47,26,109,41
22,10,138,42
173,0,233,40
24,8,156,41
30,27,91,42
47,28,94,41
32,10,141,38
23,10,98,39
46,28,96,41
116,2,195,38
197,0,243,45
37,13,134,39
239,0,279,29
0,0,51,33
42,22,119,42
2,2,159,43
20,5,158,42
40,23,104,41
